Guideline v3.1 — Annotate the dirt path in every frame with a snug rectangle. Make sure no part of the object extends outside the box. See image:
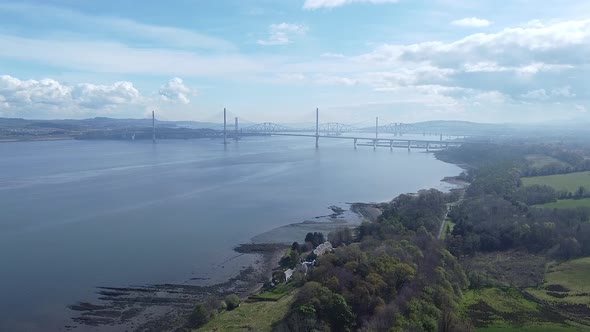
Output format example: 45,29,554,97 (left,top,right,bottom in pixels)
437,206,450,239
